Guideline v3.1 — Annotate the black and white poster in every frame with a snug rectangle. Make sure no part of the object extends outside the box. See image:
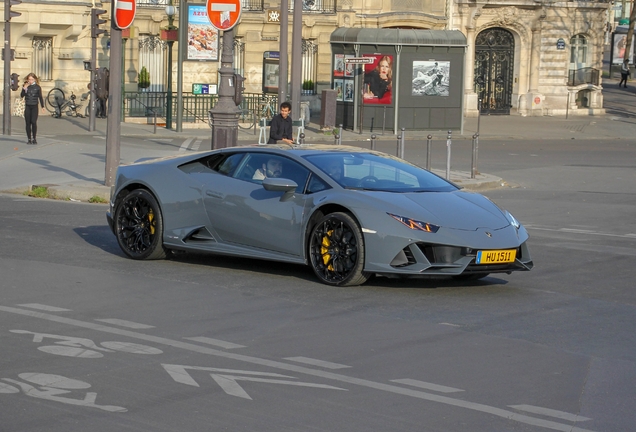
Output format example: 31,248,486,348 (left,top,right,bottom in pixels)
412,60,450,96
